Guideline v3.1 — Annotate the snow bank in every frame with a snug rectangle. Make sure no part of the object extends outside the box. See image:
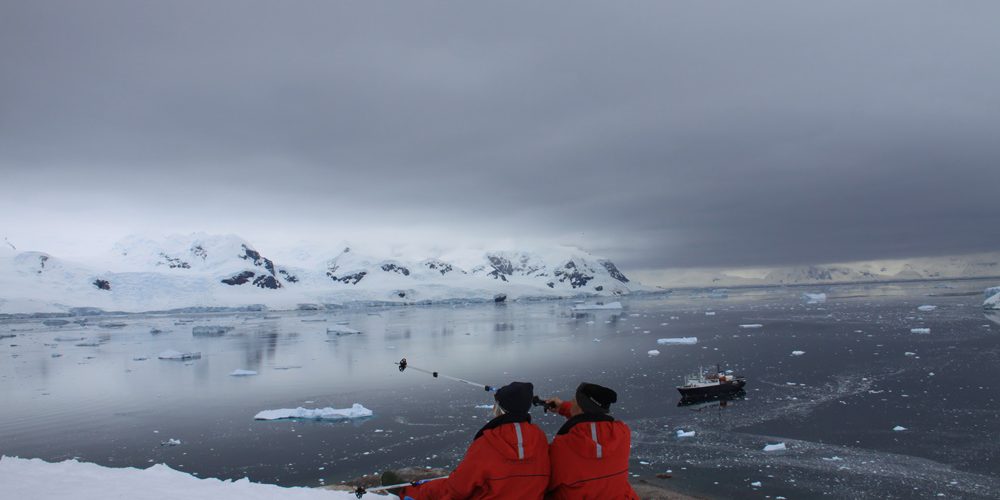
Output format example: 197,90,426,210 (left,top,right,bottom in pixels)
571,302,623,311
254,404,372,421
158,350,202,360
0,455,373,499
657,337,698,345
